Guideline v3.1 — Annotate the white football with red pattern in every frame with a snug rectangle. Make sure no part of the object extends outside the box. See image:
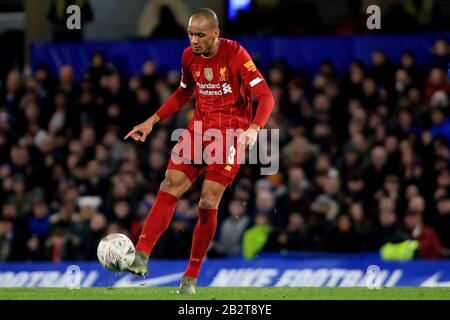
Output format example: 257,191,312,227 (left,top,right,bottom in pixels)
97,233,136,272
